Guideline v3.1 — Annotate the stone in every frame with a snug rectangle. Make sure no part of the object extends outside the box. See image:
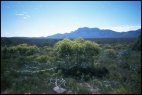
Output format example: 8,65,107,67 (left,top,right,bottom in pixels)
53,86,66,94
67,90,73,94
